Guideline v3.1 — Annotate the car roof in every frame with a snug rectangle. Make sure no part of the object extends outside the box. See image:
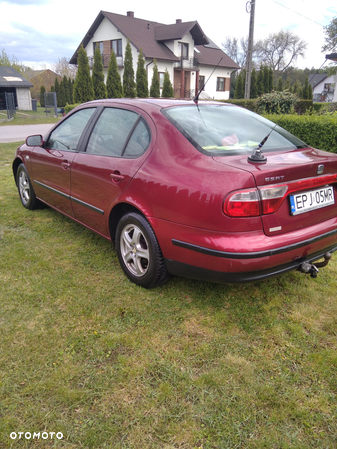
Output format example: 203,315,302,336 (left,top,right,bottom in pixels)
78,98,232,110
